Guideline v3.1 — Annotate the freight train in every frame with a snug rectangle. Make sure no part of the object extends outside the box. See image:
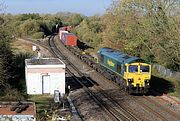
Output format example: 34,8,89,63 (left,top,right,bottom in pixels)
58,27,151,94
59,26,77,46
